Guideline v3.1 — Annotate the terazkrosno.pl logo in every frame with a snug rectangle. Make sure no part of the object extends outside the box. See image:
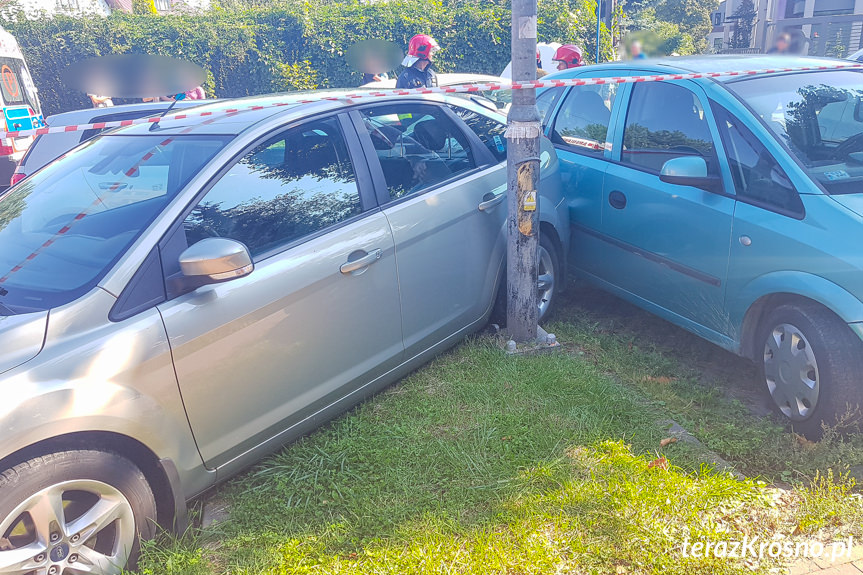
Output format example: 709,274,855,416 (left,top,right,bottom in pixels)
682,536,855,562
